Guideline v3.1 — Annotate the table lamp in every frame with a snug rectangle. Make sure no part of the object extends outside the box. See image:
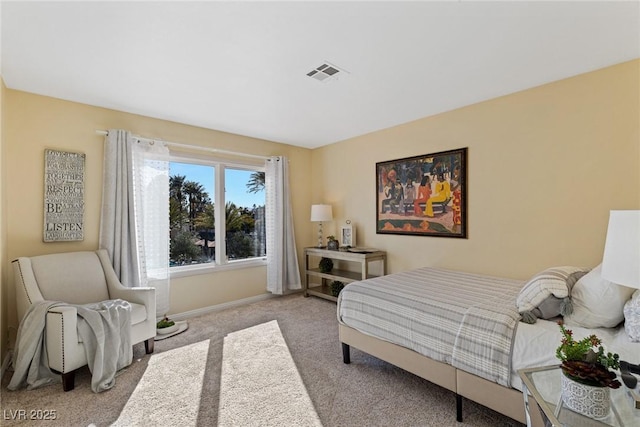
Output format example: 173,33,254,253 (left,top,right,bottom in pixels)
310,204,333,248
601,210,640,342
